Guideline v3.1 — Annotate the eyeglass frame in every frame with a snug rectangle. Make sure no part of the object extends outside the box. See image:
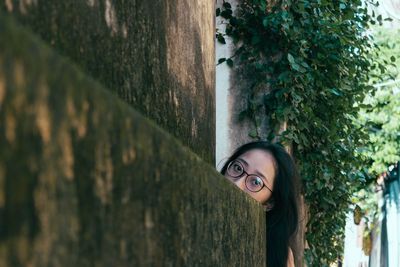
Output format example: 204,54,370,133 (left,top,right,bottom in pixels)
226,160,273,193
